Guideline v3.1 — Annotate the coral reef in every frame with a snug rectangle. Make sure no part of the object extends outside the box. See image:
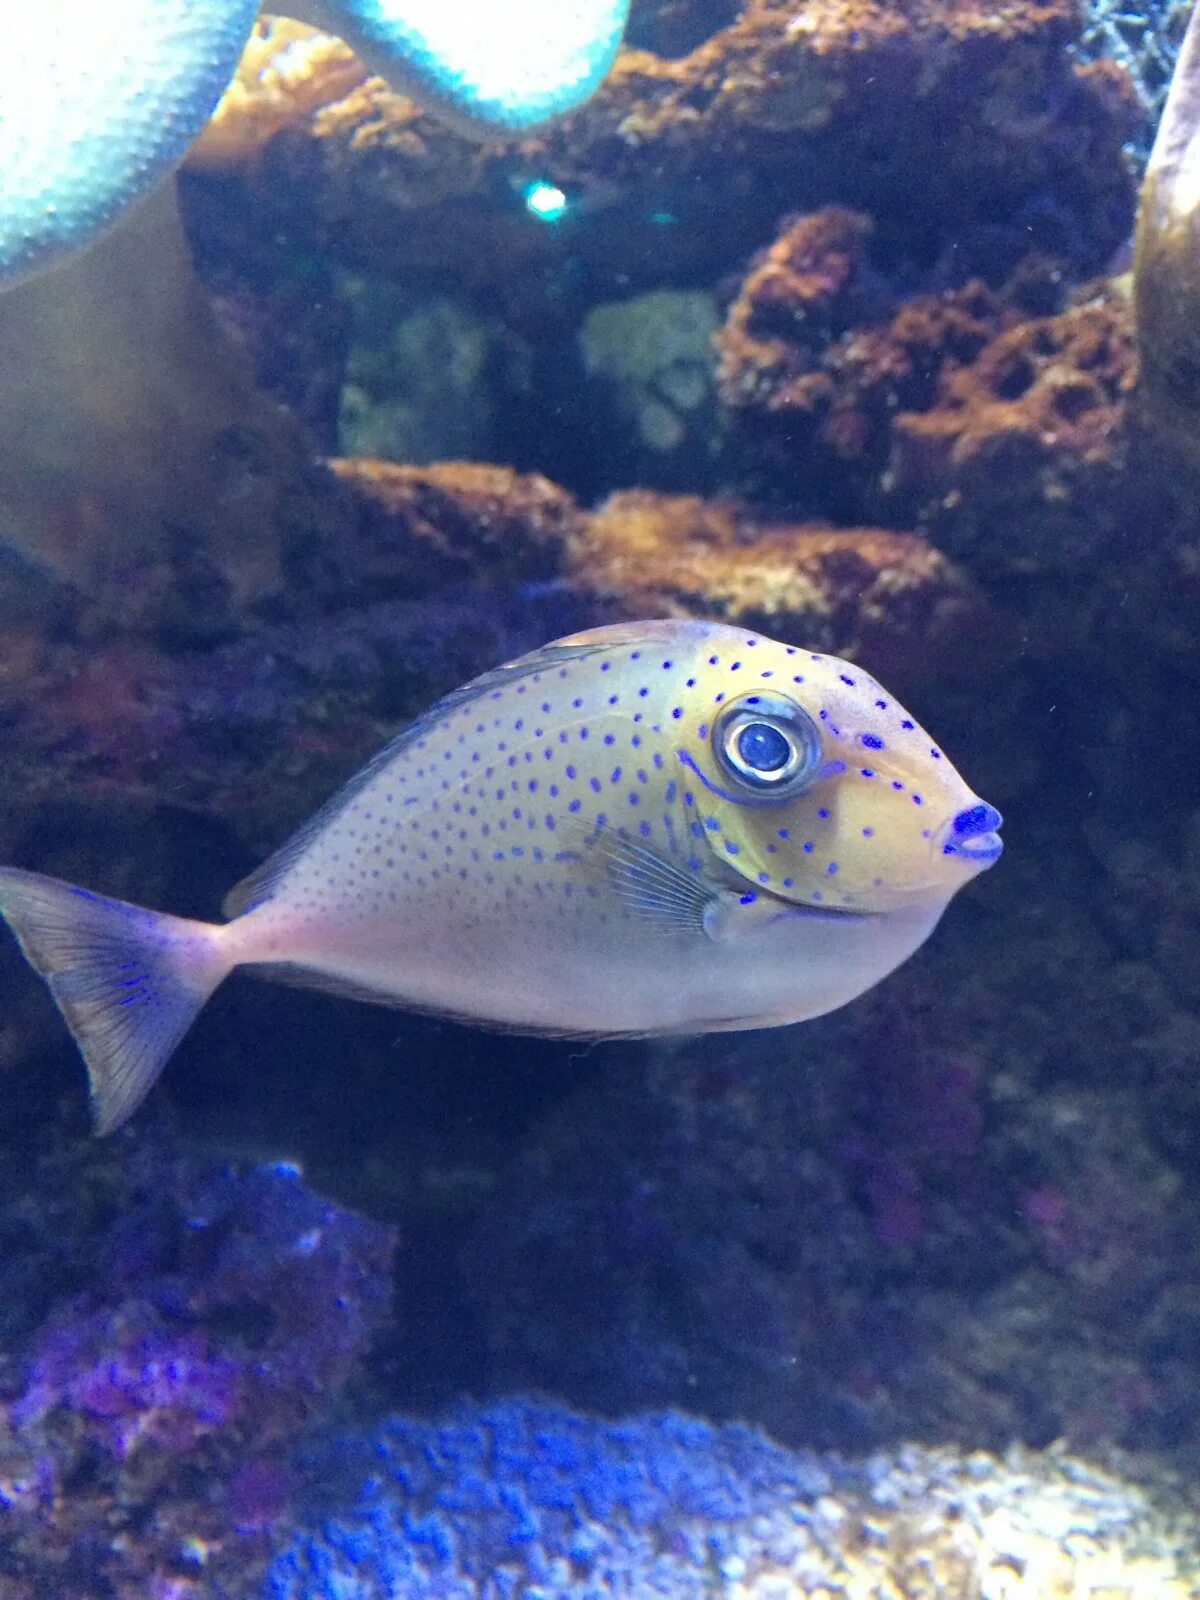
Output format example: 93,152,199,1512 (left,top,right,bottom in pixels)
0,1127,395,1599
4,0,1200,1588
327,460,583,589
887,292,1138,571
190,18,367,171
717,207,1144,569
204,0,1137,302
458,847,1200,1464
577,490,993,678
266,1396,1199,1598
